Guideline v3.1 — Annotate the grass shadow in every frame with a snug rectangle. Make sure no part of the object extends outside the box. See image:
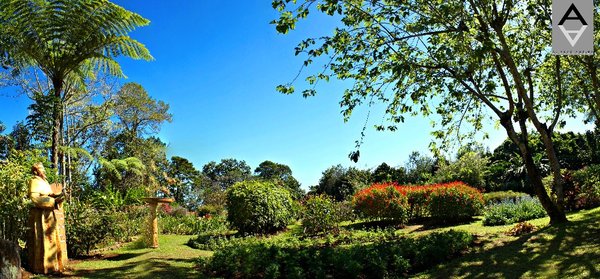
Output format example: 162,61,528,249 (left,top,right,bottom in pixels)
72,256,200,279
419,208,600,278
